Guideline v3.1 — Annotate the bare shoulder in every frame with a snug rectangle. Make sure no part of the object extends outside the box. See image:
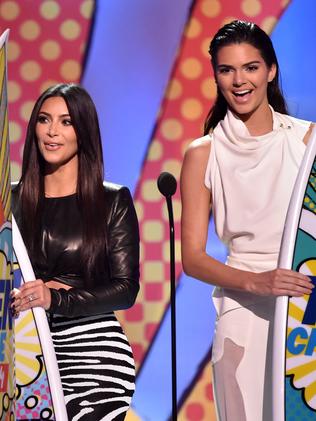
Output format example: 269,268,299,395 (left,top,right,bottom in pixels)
303,122,316,145
184,135,211,162
181,135,212,192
